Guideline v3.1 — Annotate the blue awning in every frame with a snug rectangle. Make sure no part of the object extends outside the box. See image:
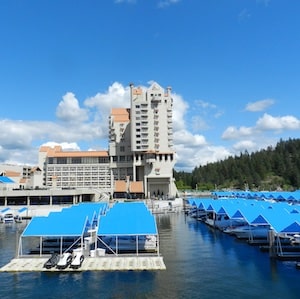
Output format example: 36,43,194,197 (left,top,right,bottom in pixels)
22,214,88,237
22,202,108,237
98,202,158,236
0,176,14,183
